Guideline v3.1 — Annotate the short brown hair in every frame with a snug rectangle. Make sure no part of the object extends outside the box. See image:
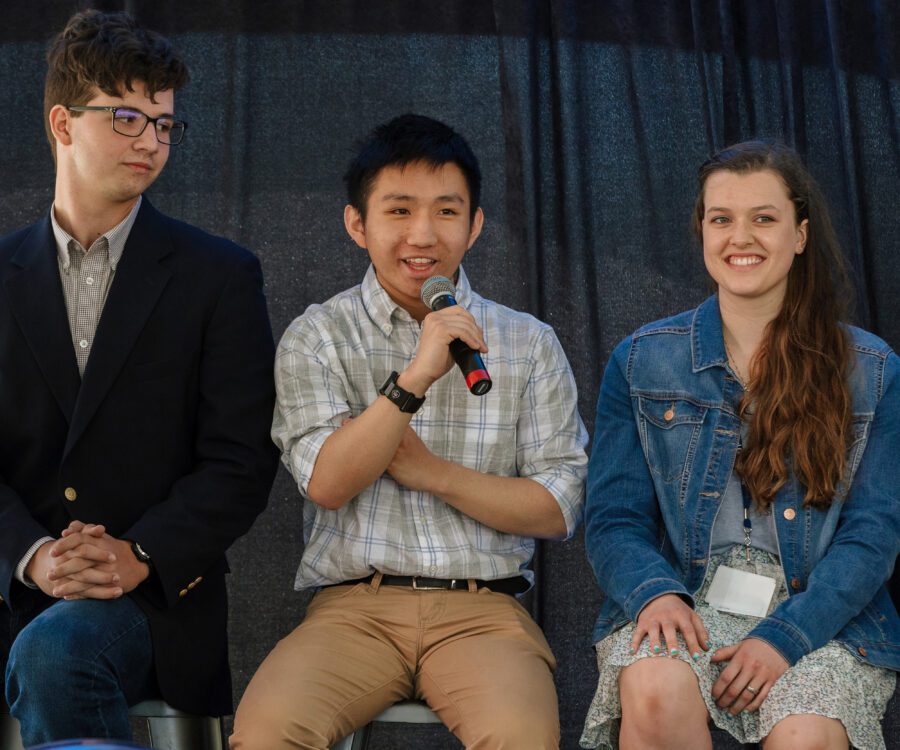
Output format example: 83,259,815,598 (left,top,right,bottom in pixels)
44,9,189,158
